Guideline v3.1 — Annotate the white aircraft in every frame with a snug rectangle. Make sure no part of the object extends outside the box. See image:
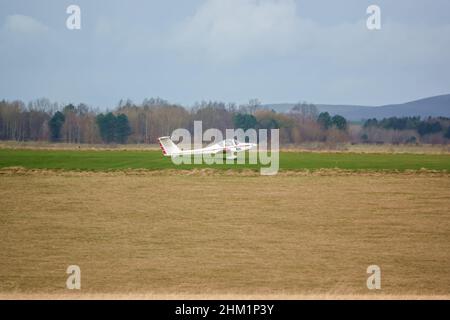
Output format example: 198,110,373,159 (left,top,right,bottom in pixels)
158,136,257,159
